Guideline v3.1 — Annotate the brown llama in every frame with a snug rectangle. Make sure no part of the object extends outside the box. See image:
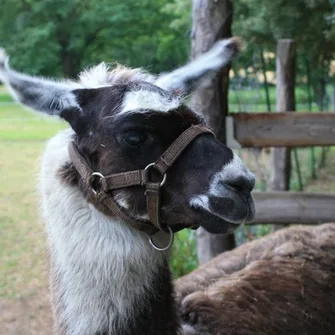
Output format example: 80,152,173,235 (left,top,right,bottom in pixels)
176,223,335,335
0,37,255,335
